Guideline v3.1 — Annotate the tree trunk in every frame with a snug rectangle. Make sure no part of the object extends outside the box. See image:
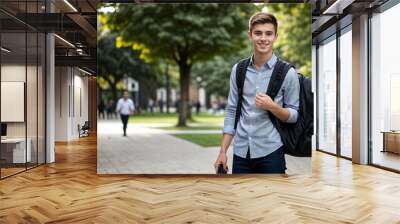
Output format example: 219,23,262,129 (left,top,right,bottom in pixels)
178,63,191,127
165,63,171,114
188,109,193,121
